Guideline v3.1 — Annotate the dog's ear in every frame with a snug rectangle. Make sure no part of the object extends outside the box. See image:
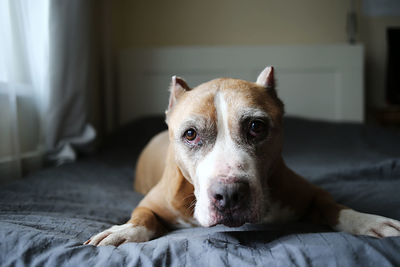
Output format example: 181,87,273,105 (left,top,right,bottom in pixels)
256,66,275,89
168,76,191,111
